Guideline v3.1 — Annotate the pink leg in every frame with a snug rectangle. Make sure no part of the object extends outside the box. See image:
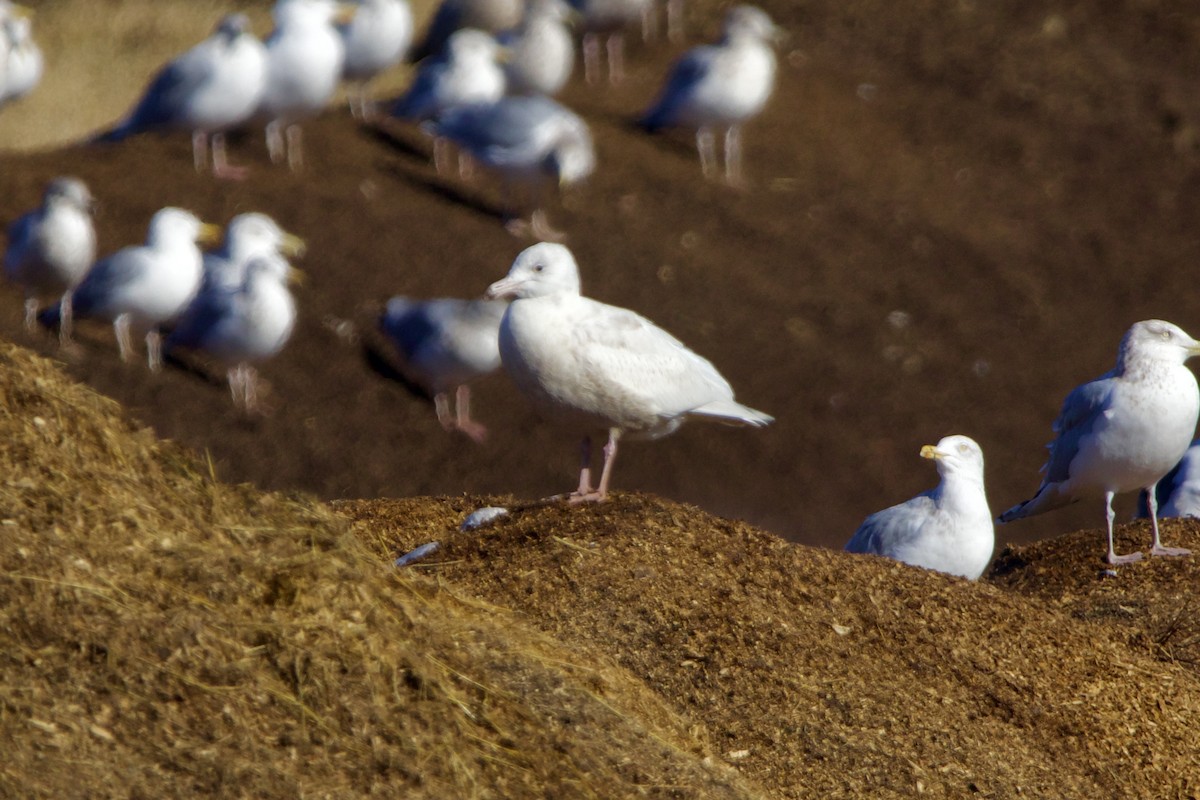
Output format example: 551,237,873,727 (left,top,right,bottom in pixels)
696,126,717,178
266,121,286,164
211,133,250,181
286,125,304,171
454,384,488,443
23,296,37,332
113,314,135,364
1147,483,1192,557
667,0,685,41
583,33,601,85
58,291,74,345
434,391,455,430
569,436,595,502
606,32,625,84
724,124,745,187
594,428,621,500
145,329,163,372
1106,490,1143,565
192,130,208,172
